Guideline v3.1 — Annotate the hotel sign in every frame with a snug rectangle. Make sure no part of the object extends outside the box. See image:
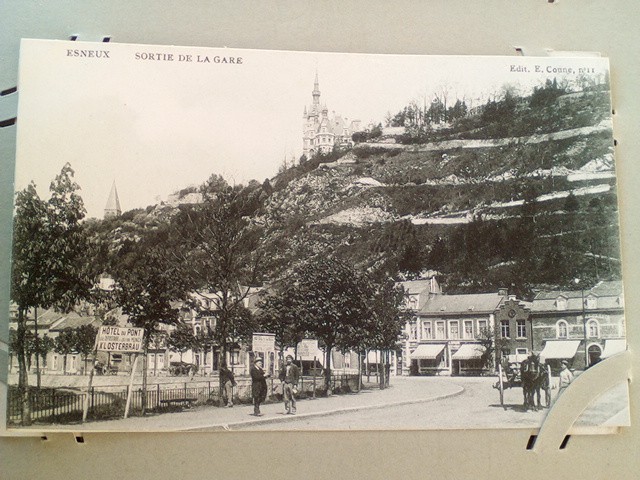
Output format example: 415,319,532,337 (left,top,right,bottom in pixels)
96,326,144,353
